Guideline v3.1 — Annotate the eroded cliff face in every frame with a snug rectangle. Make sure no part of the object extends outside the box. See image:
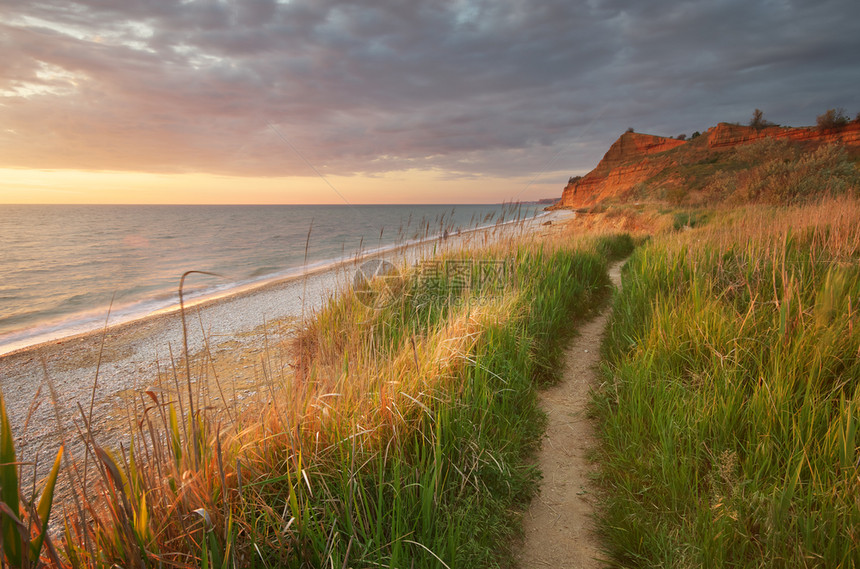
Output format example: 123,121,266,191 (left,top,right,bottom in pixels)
559,132,687,208
706,122,860,149
557,123,860,208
